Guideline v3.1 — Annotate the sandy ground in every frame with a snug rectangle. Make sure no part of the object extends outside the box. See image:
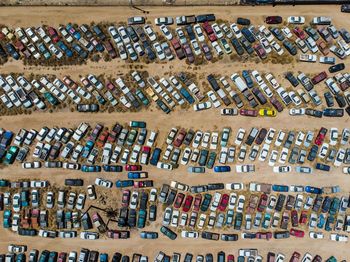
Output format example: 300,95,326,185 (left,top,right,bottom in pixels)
0,5,349,260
